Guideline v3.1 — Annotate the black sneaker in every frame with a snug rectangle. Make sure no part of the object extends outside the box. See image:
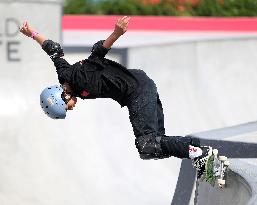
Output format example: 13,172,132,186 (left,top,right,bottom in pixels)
192,146,213,179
